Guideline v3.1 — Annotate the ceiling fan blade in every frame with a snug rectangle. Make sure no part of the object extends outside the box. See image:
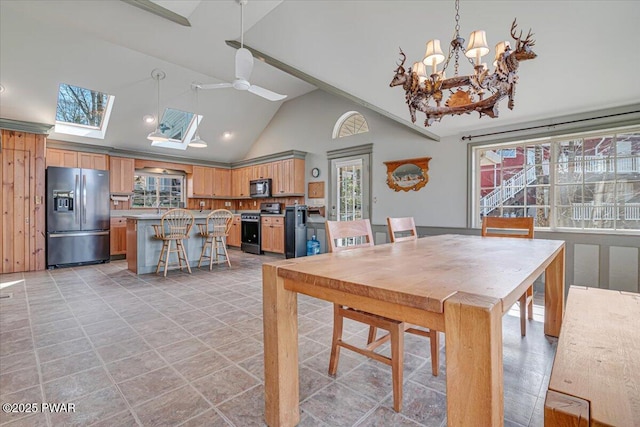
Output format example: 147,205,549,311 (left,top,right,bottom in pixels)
198,82,233,90
248,85,287,101
235,48,254,81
